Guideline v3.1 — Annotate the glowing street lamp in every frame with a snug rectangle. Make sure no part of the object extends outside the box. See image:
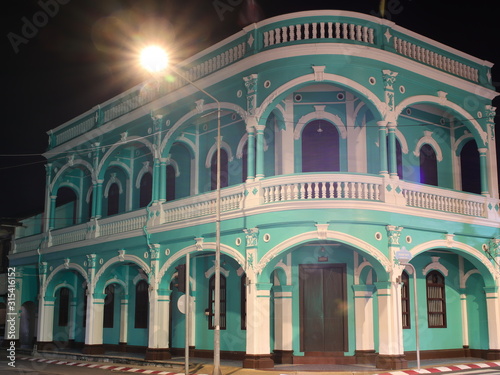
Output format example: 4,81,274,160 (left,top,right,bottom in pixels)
140,46,169,73
140,46,222,375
